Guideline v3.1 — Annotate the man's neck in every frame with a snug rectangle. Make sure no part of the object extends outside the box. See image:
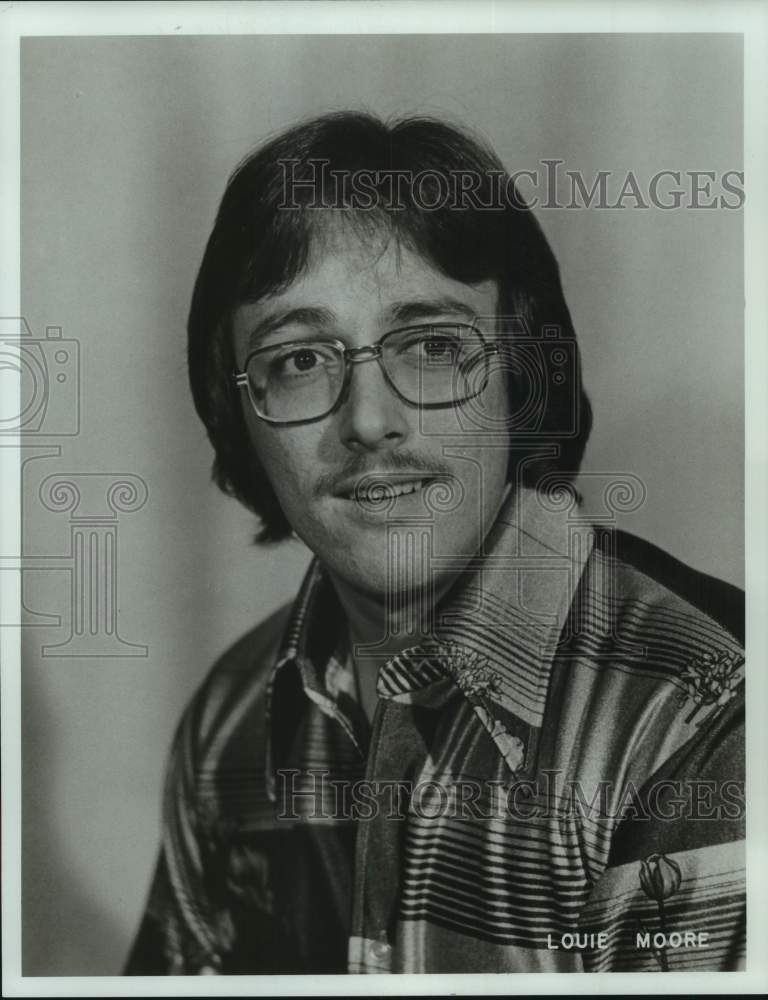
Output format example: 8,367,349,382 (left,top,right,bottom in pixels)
328,570,456,663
